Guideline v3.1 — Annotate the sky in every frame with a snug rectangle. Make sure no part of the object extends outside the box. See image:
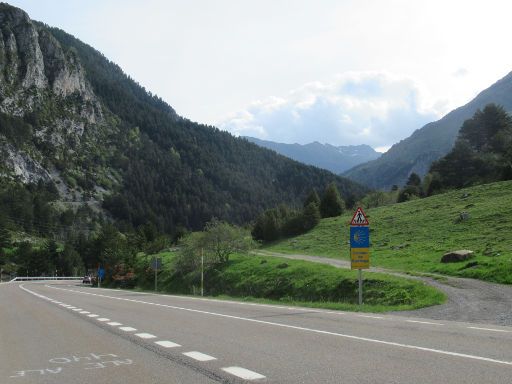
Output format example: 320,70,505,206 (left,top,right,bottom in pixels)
8,0,512,152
